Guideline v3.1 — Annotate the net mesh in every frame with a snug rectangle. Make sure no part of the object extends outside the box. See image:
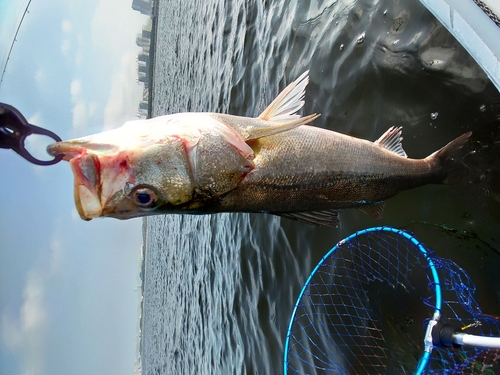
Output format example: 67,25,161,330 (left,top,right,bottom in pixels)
284,227,500,374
